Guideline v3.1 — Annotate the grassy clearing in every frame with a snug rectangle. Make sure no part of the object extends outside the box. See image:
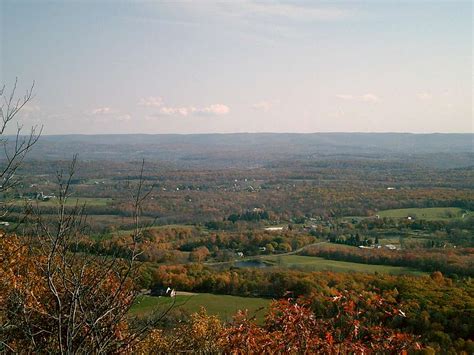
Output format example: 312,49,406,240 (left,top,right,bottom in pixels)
376,207,469,221
263,255,424,276
130,293,269,322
